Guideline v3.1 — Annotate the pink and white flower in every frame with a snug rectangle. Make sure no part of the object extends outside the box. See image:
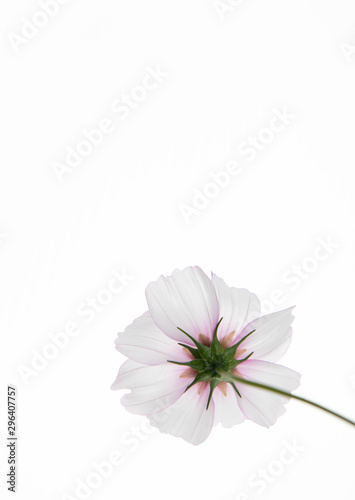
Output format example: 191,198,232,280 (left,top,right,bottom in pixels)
112,266,301,445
